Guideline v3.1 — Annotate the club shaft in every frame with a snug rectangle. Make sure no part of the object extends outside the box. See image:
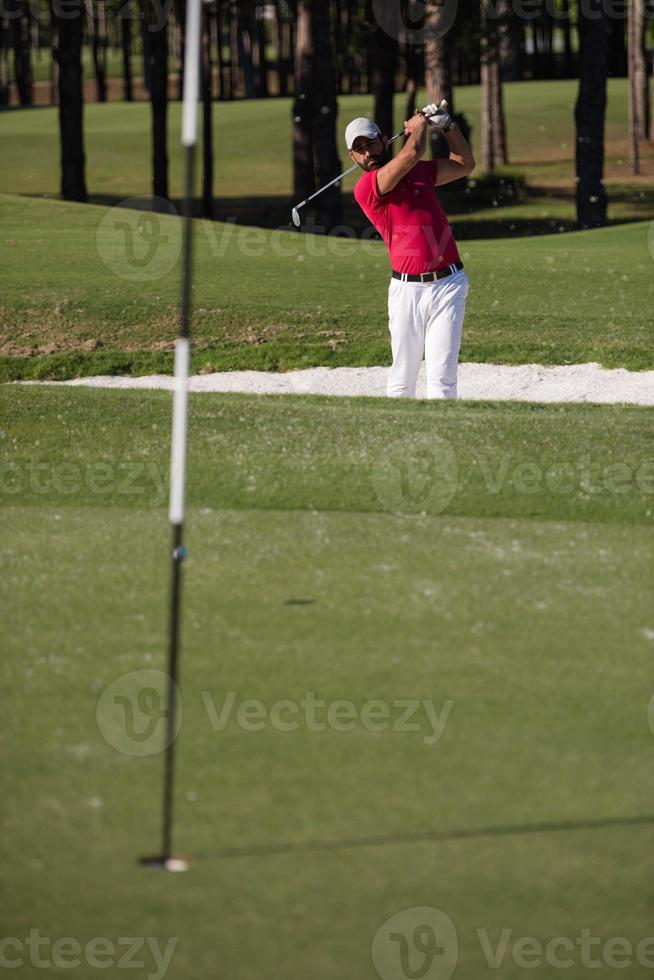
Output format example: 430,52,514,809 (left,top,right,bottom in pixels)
294,128,405,214
296,162,358,209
